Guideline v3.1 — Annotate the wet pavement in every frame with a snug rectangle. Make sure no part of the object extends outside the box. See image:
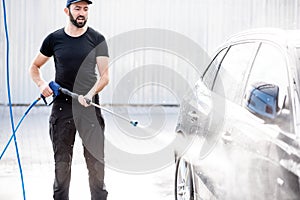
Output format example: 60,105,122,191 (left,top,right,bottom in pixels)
0,105,178,200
